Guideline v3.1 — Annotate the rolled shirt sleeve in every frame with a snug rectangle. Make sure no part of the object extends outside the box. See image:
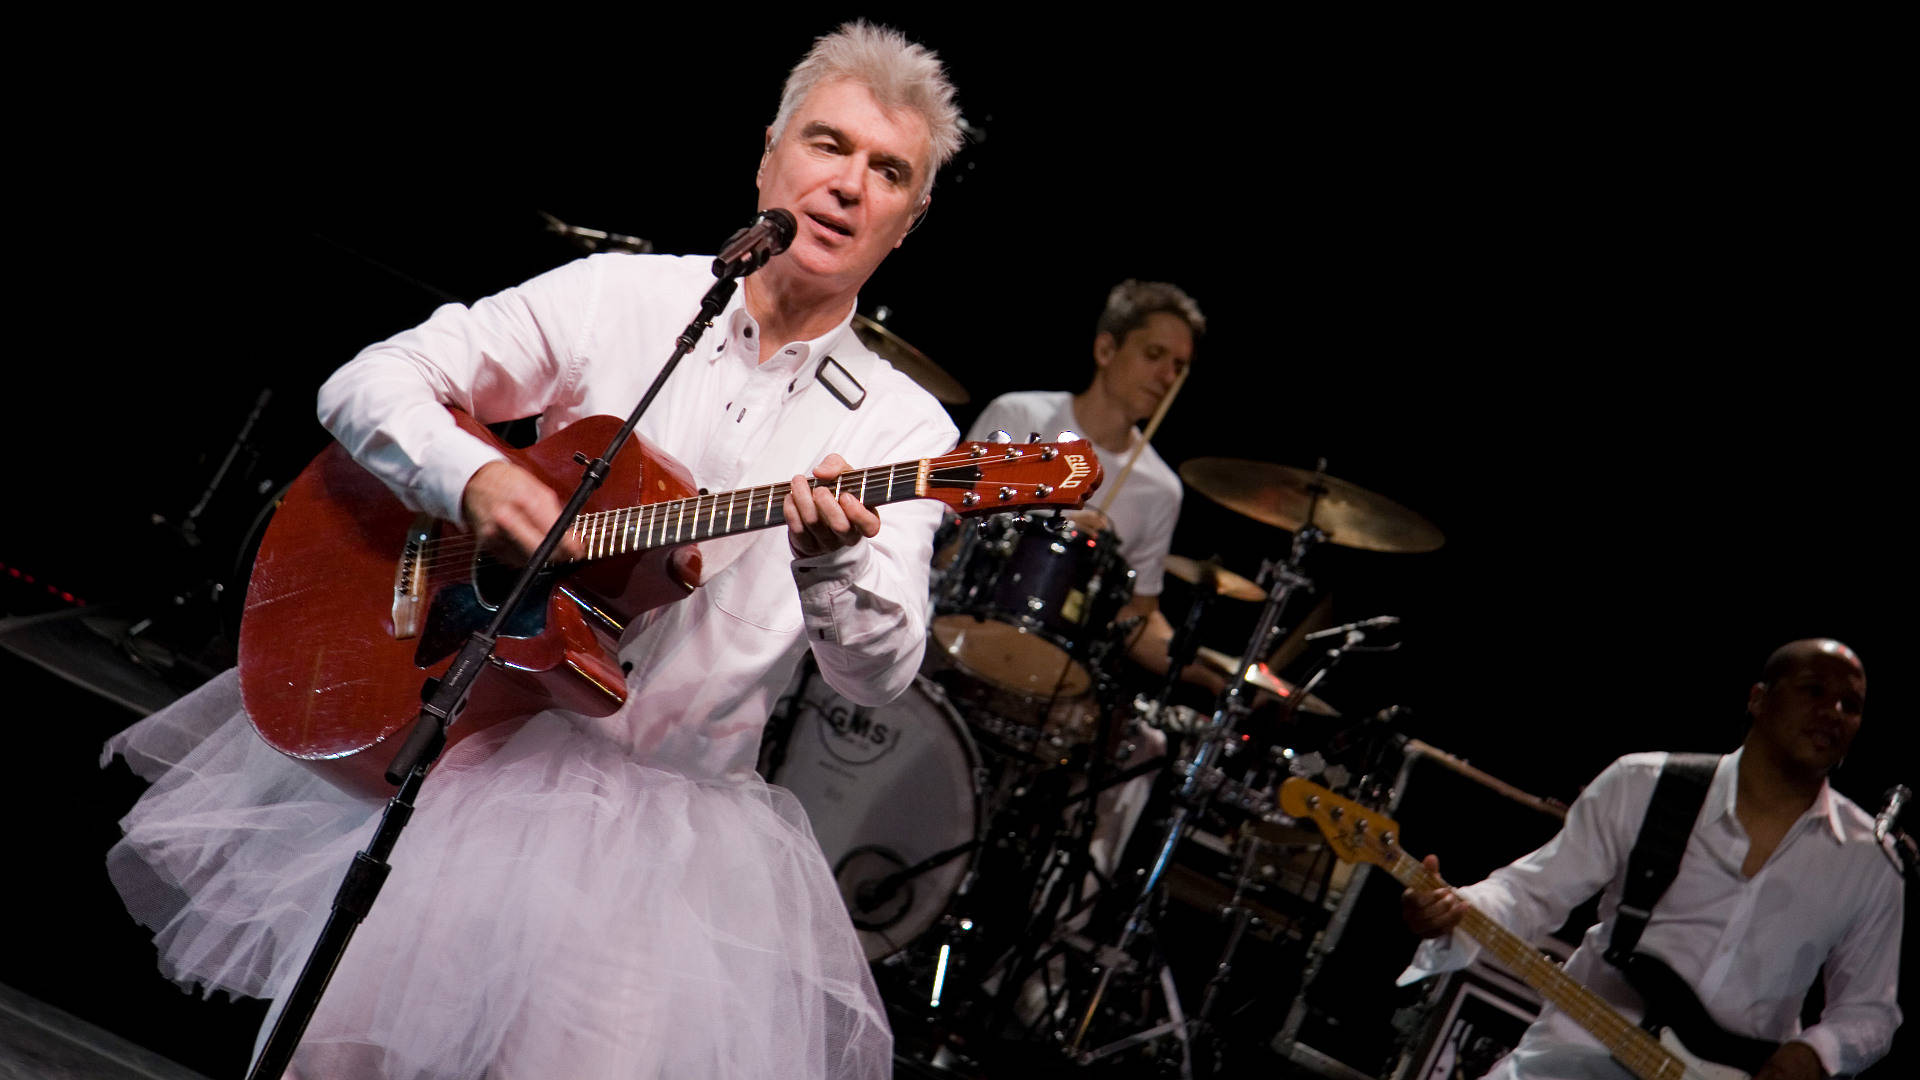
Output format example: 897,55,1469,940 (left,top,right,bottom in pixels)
792,404,956,707
1792,855,1904,1077
1399,759,1635,985
315,258,595,524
